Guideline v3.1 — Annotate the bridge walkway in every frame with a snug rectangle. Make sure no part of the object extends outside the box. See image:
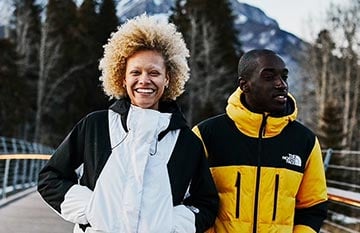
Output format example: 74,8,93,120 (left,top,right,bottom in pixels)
0,188,74,233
